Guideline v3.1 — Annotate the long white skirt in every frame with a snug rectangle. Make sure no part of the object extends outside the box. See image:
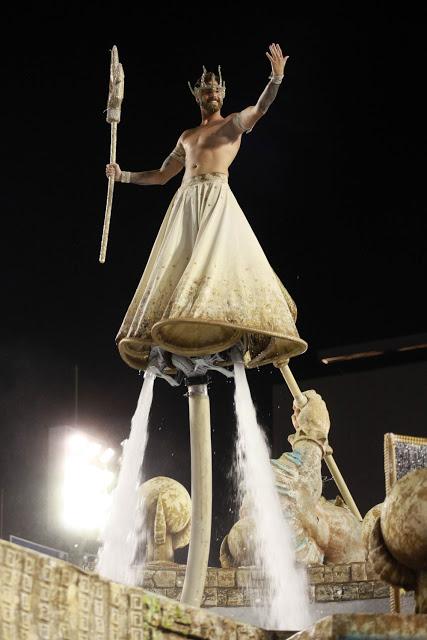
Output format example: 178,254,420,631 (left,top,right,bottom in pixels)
117,173,307,370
